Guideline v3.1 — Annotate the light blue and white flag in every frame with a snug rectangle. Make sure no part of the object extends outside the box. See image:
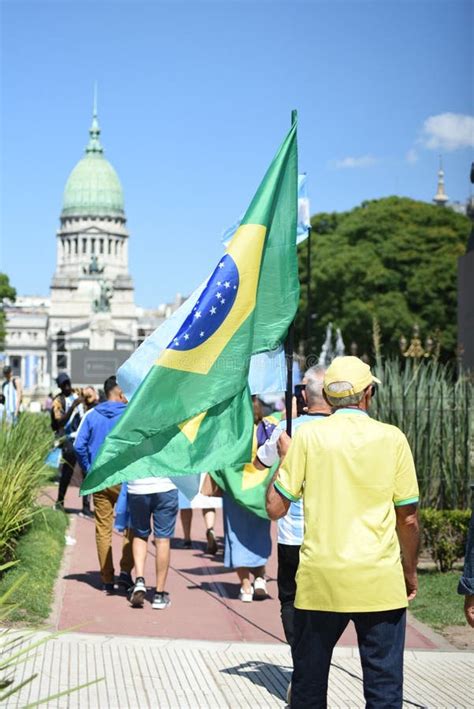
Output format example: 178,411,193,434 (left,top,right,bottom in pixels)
221,173,311,246
297,173,311,241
